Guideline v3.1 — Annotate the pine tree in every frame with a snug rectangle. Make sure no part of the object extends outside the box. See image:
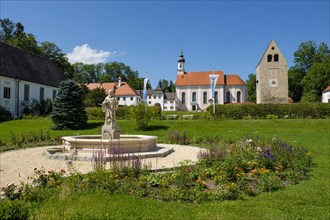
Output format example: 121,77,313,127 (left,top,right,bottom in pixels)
51,80,87,129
